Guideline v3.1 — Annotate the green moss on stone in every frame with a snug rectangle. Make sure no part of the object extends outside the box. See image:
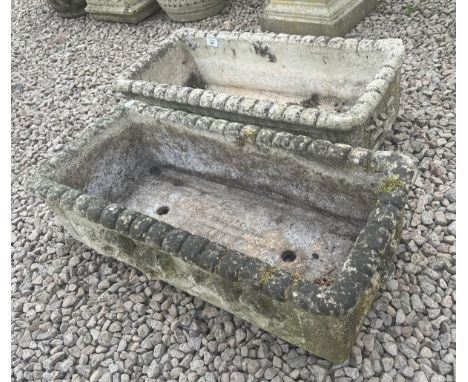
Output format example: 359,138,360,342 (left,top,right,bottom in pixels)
284,272,300,299
378,175,405,194
260,266,278,285
241,127,258,140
